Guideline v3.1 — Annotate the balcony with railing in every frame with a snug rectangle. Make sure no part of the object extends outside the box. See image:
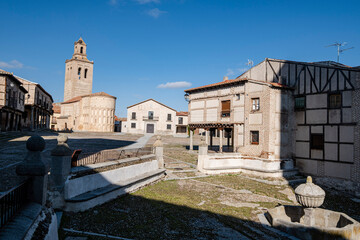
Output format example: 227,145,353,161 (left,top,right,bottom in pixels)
6,97,17,109
143,116,159,121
